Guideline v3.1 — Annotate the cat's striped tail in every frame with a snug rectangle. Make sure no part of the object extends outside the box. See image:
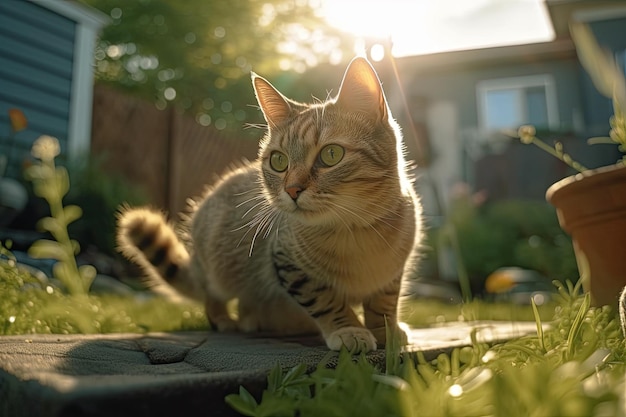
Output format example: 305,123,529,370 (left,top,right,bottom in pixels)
116,208,197,300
